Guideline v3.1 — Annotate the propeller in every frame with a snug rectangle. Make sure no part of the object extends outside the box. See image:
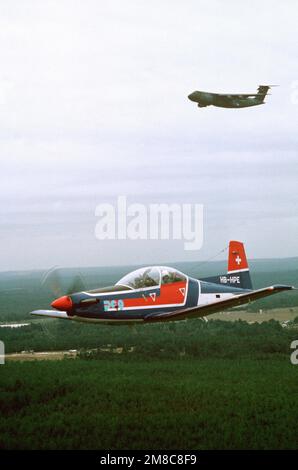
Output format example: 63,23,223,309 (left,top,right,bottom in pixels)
66,273,86,296
41,267,87,298
41,266,63,298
